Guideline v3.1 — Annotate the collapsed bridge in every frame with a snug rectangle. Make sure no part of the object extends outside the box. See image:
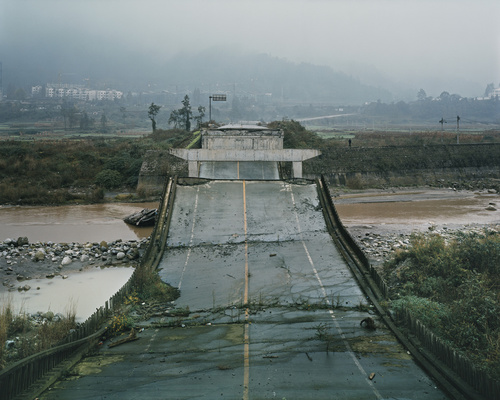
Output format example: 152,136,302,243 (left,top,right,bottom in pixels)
169,124,321,179
3,125,492,400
